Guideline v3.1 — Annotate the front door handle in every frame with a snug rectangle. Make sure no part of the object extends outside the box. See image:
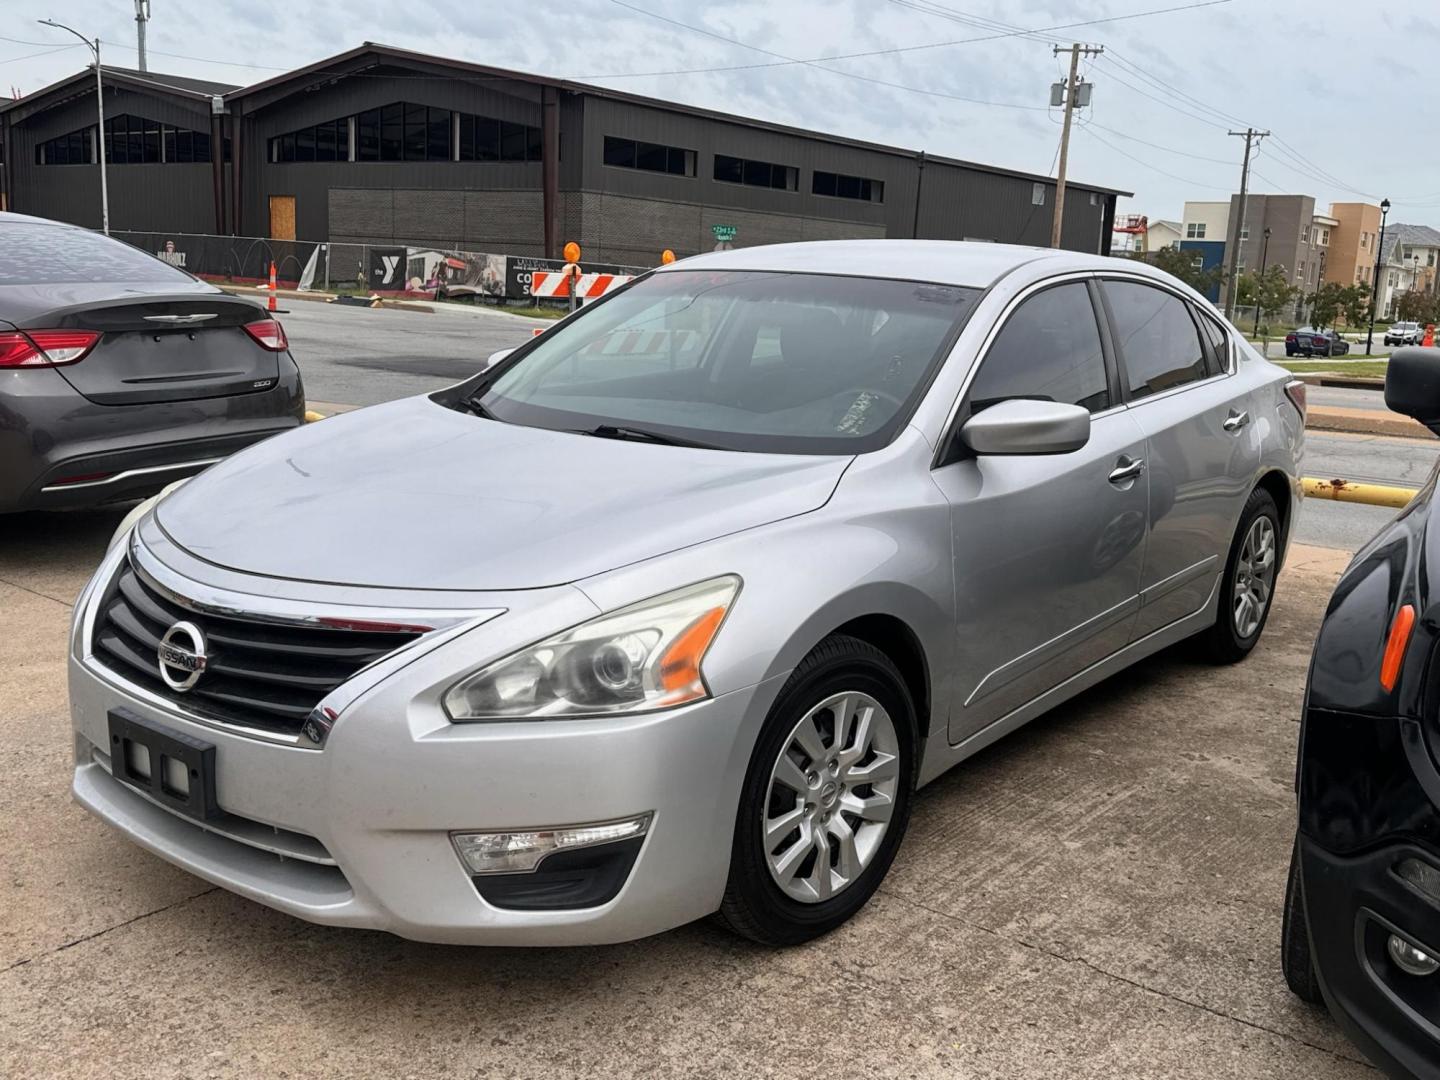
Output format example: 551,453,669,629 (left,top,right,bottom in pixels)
1223,409,1250,432
1108,456,1145,486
